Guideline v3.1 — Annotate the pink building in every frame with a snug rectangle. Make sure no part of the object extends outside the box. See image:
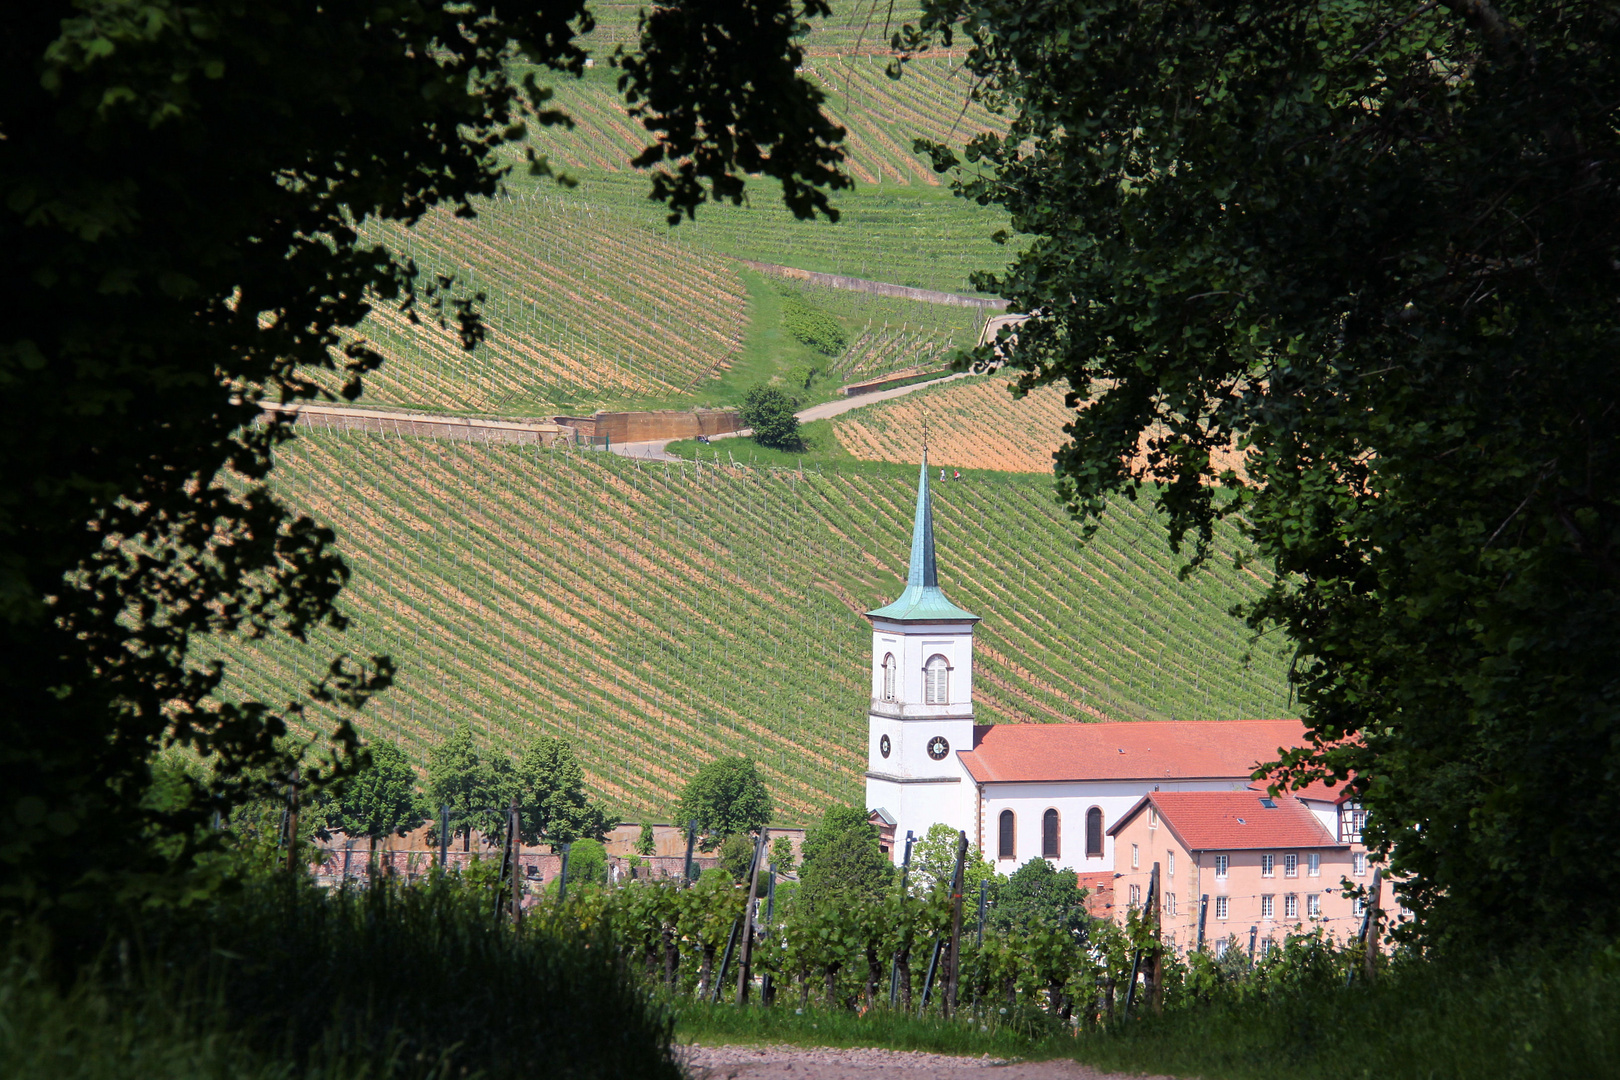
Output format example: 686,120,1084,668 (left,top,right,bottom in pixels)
1107,790,1386,954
